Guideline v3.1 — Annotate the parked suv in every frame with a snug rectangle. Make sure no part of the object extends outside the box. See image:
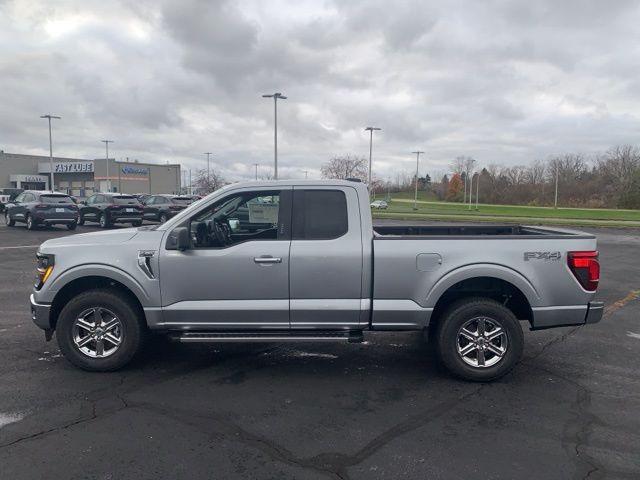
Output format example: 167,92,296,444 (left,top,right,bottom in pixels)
142,195,197,223
78,193,143,228
4,191,79,230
